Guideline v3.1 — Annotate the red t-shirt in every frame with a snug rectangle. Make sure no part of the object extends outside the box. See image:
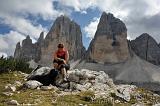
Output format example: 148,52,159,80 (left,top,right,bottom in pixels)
56,49,67,60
